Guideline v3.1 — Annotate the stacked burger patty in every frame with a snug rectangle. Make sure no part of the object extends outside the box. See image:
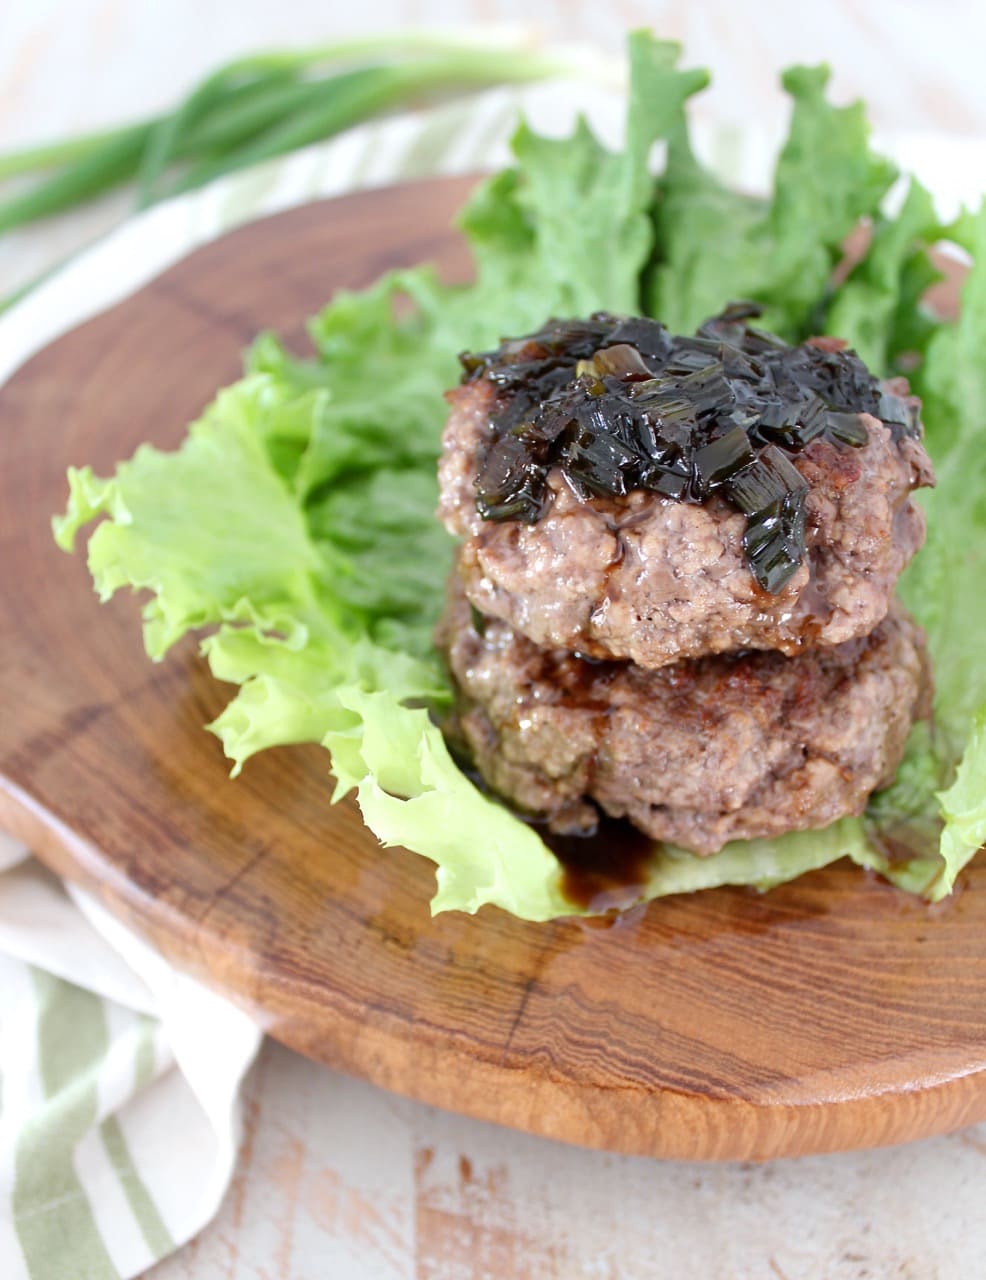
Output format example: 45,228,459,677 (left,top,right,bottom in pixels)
436,309,936,855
